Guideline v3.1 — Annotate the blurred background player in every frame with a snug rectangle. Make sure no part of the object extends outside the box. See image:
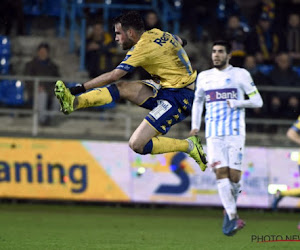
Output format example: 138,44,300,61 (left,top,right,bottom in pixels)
54,11,207,171
272,115,300,210
189,40,263,236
